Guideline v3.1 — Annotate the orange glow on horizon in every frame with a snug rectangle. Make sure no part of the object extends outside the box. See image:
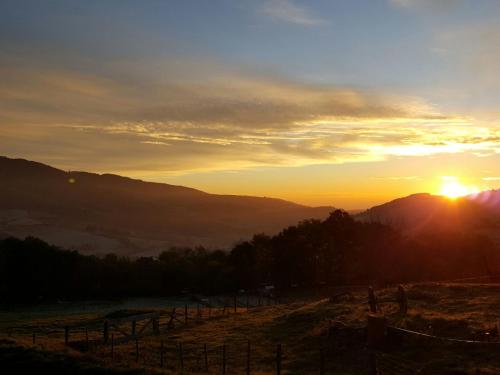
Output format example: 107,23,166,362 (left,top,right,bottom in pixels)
439,177,478,199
